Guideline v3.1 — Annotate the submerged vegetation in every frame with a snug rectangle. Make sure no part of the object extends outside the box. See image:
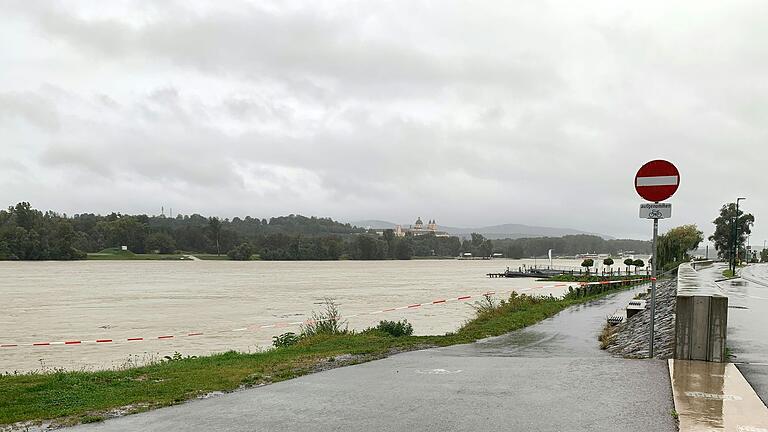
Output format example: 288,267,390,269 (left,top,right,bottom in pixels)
0,281,642,427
